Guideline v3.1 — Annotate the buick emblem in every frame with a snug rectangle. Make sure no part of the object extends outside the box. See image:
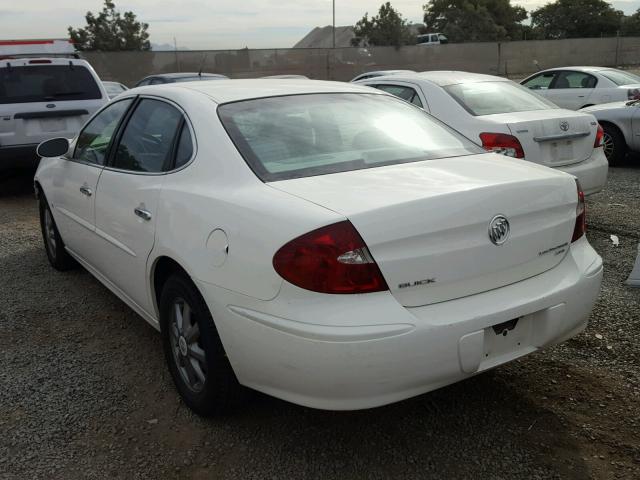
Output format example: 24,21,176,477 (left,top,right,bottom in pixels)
559,121,569,131
488,215,510,245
